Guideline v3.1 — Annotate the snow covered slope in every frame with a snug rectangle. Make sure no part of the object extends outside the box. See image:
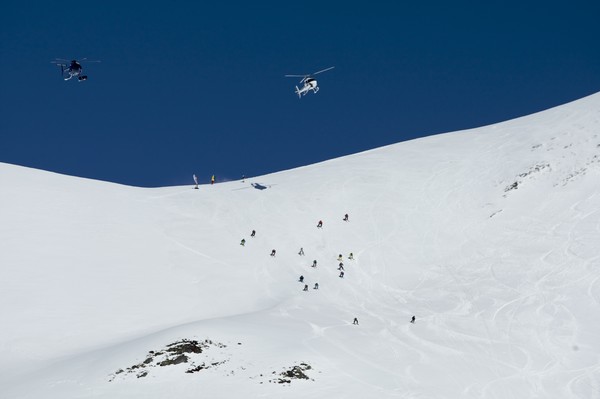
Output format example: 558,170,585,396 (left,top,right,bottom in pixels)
1,93,600,398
